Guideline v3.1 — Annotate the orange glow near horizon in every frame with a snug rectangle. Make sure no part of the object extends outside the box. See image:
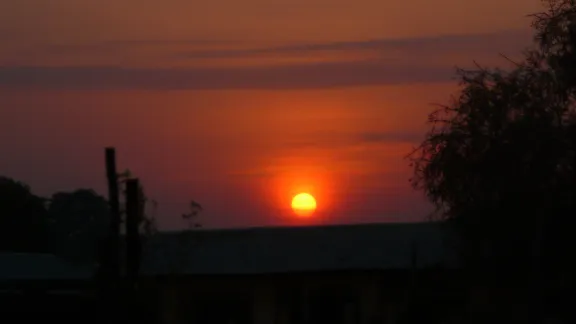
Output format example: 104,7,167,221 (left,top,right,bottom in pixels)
0,0,542,229
263,159,334,220
291,193,317,217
